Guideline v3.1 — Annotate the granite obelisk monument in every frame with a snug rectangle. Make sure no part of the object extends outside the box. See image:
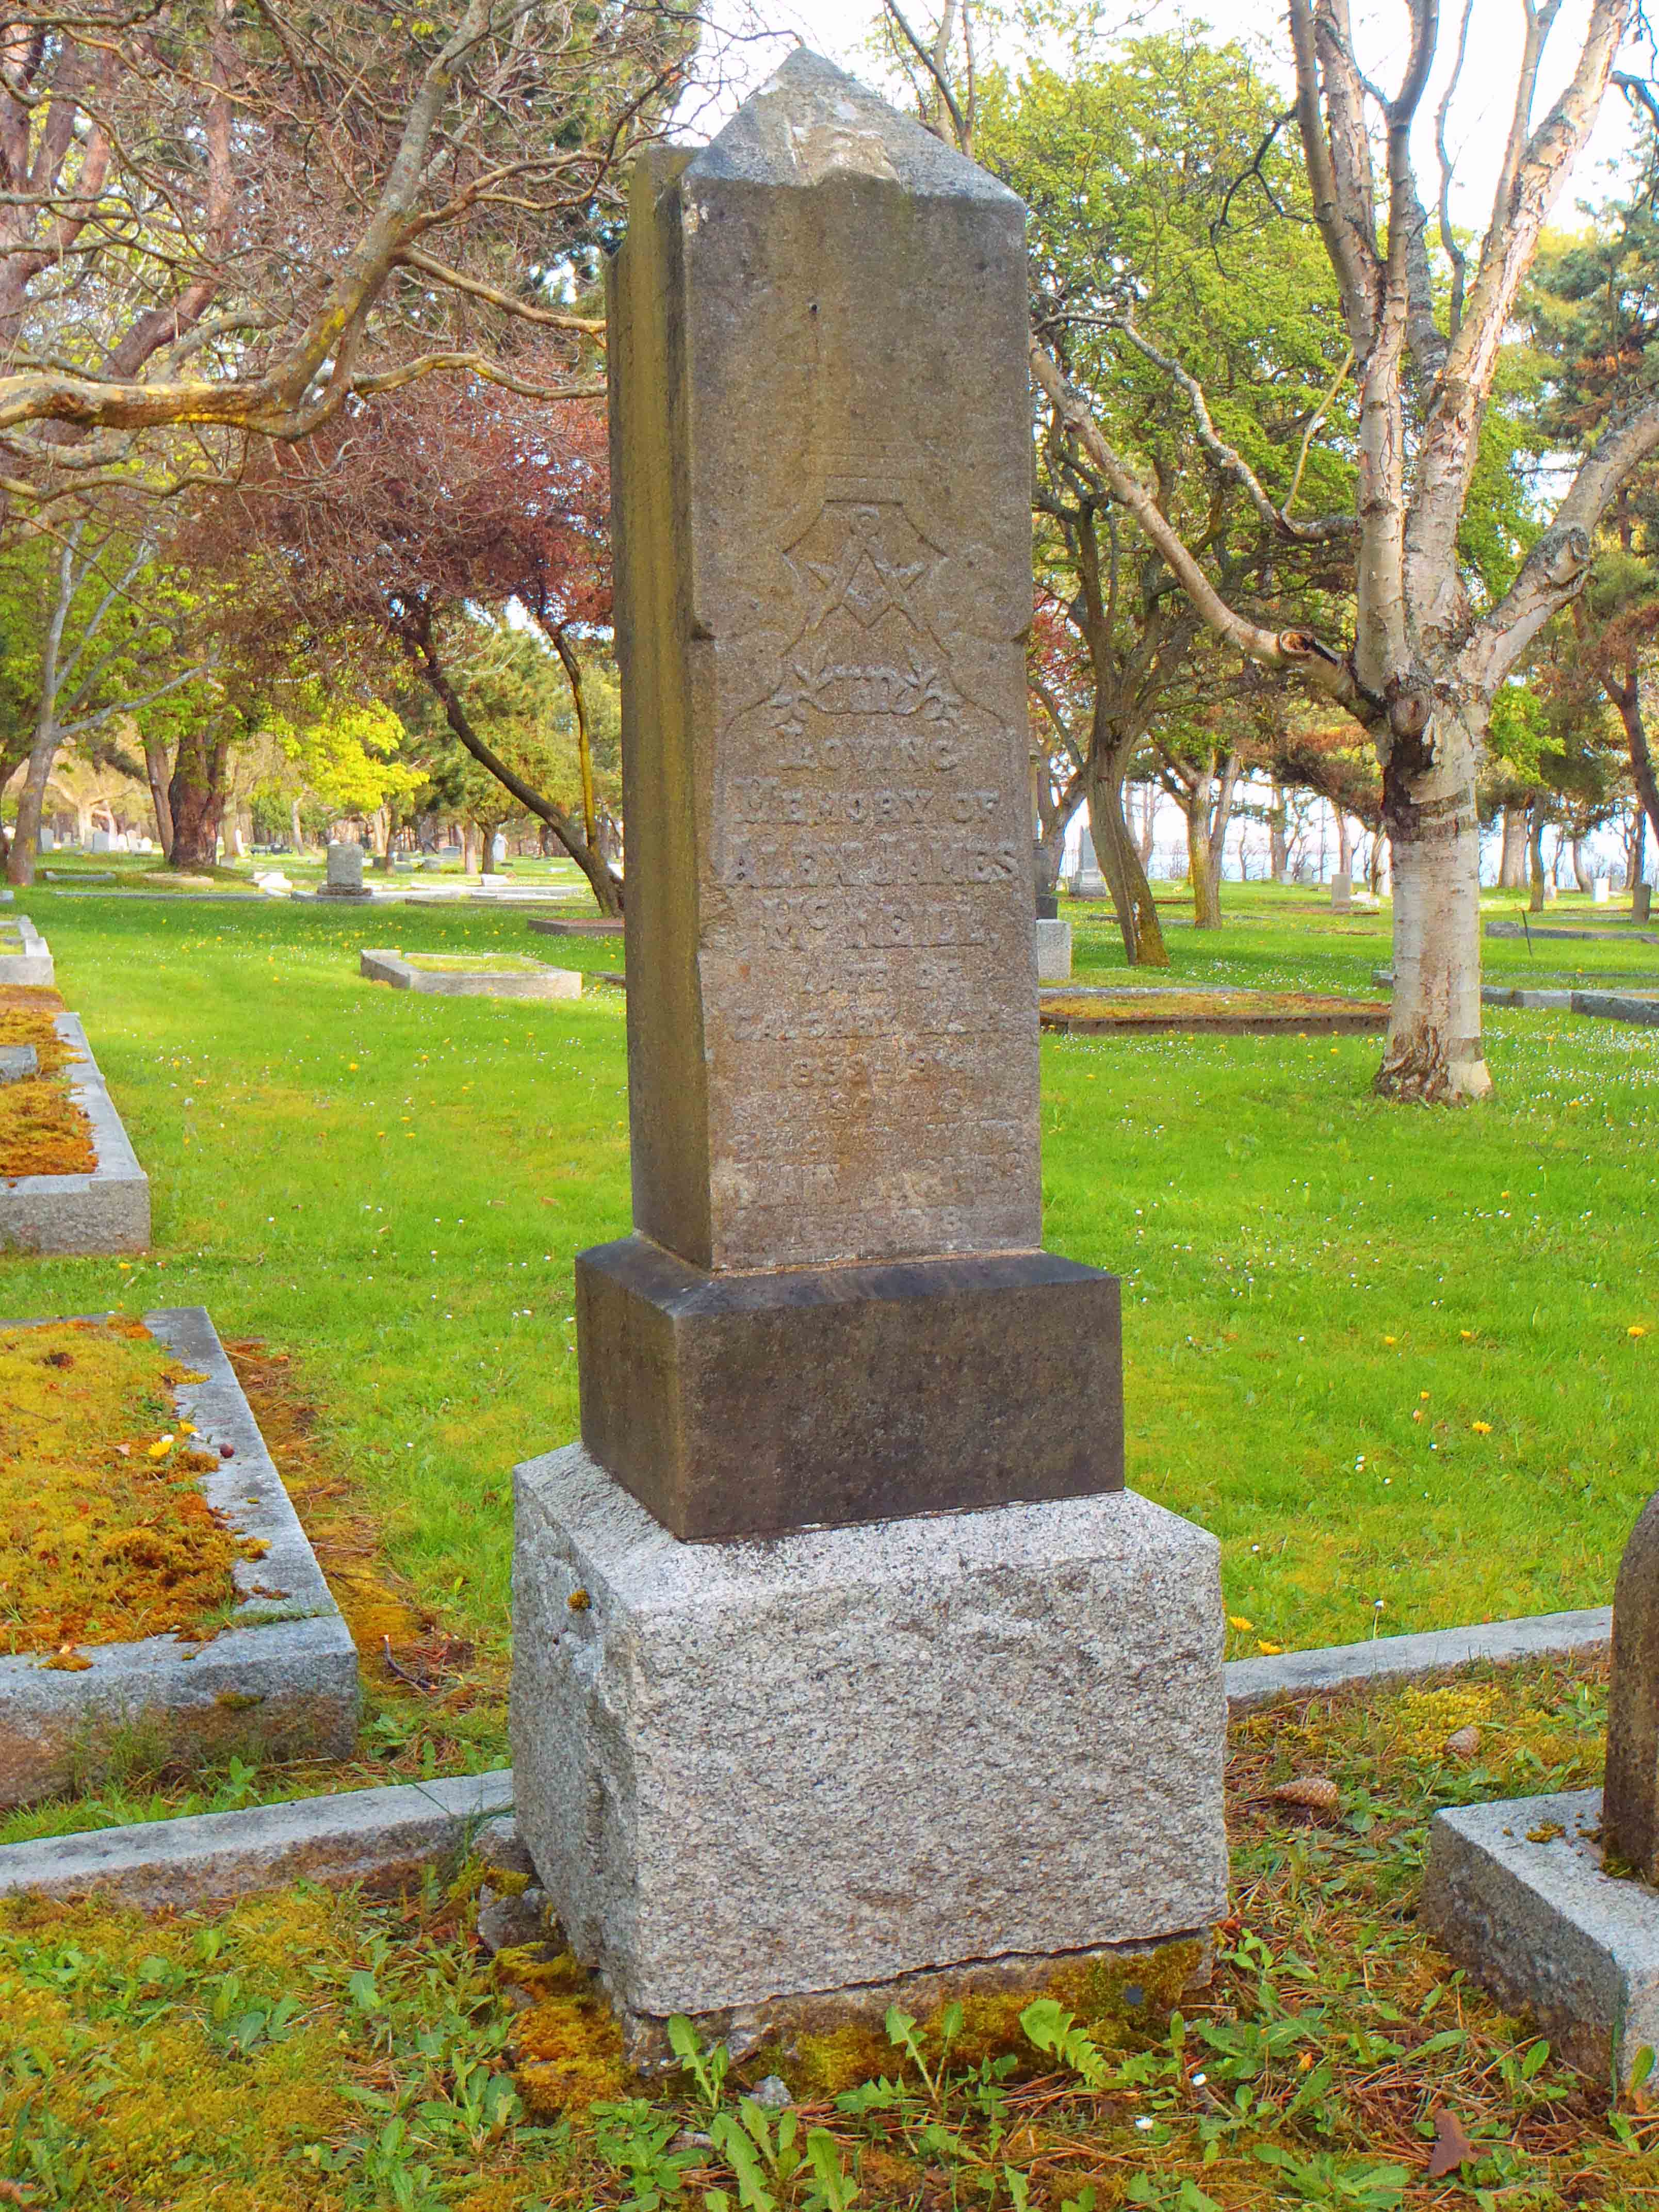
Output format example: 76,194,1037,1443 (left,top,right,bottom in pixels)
510,50,1226,2046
